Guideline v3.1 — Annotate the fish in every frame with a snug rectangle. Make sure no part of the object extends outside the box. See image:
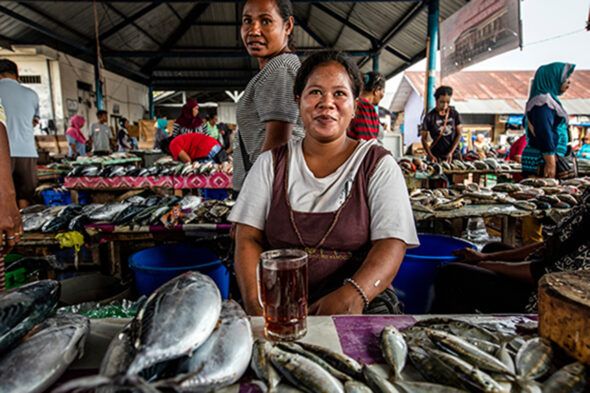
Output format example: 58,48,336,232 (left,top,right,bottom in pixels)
298,342,363,380
251,339,282,392
112,205,147,225
413,318,500,343
68,204,105,231
88,203,131,222
0,314,89,393
515,337,553,381
41,205,83,233
20,204,46,214
425,329,514,375
23,212,51,232
462,337,501,355
0,280,61,354
278,342,353,382
426,348,508,393
406,346,468,390
393,381,468,393
270,348,344,393
495,344,515,375
99,323,136,379
362,366,399,393
344,381,373,393
126,272,222,376
155,300,252,392
380,326,407,380
542,362,586,393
